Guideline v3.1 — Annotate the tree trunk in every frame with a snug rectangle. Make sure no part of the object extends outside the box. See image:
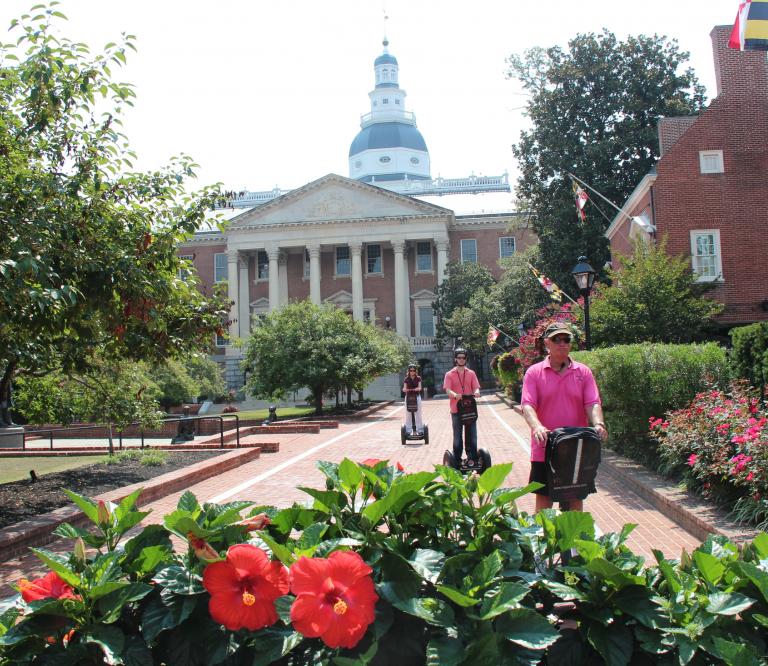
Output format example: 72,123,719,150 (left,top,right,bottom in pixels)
0,362,18,427
346,386,352,407
314,388,323,416
335,391,340,409
107,422,114,456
